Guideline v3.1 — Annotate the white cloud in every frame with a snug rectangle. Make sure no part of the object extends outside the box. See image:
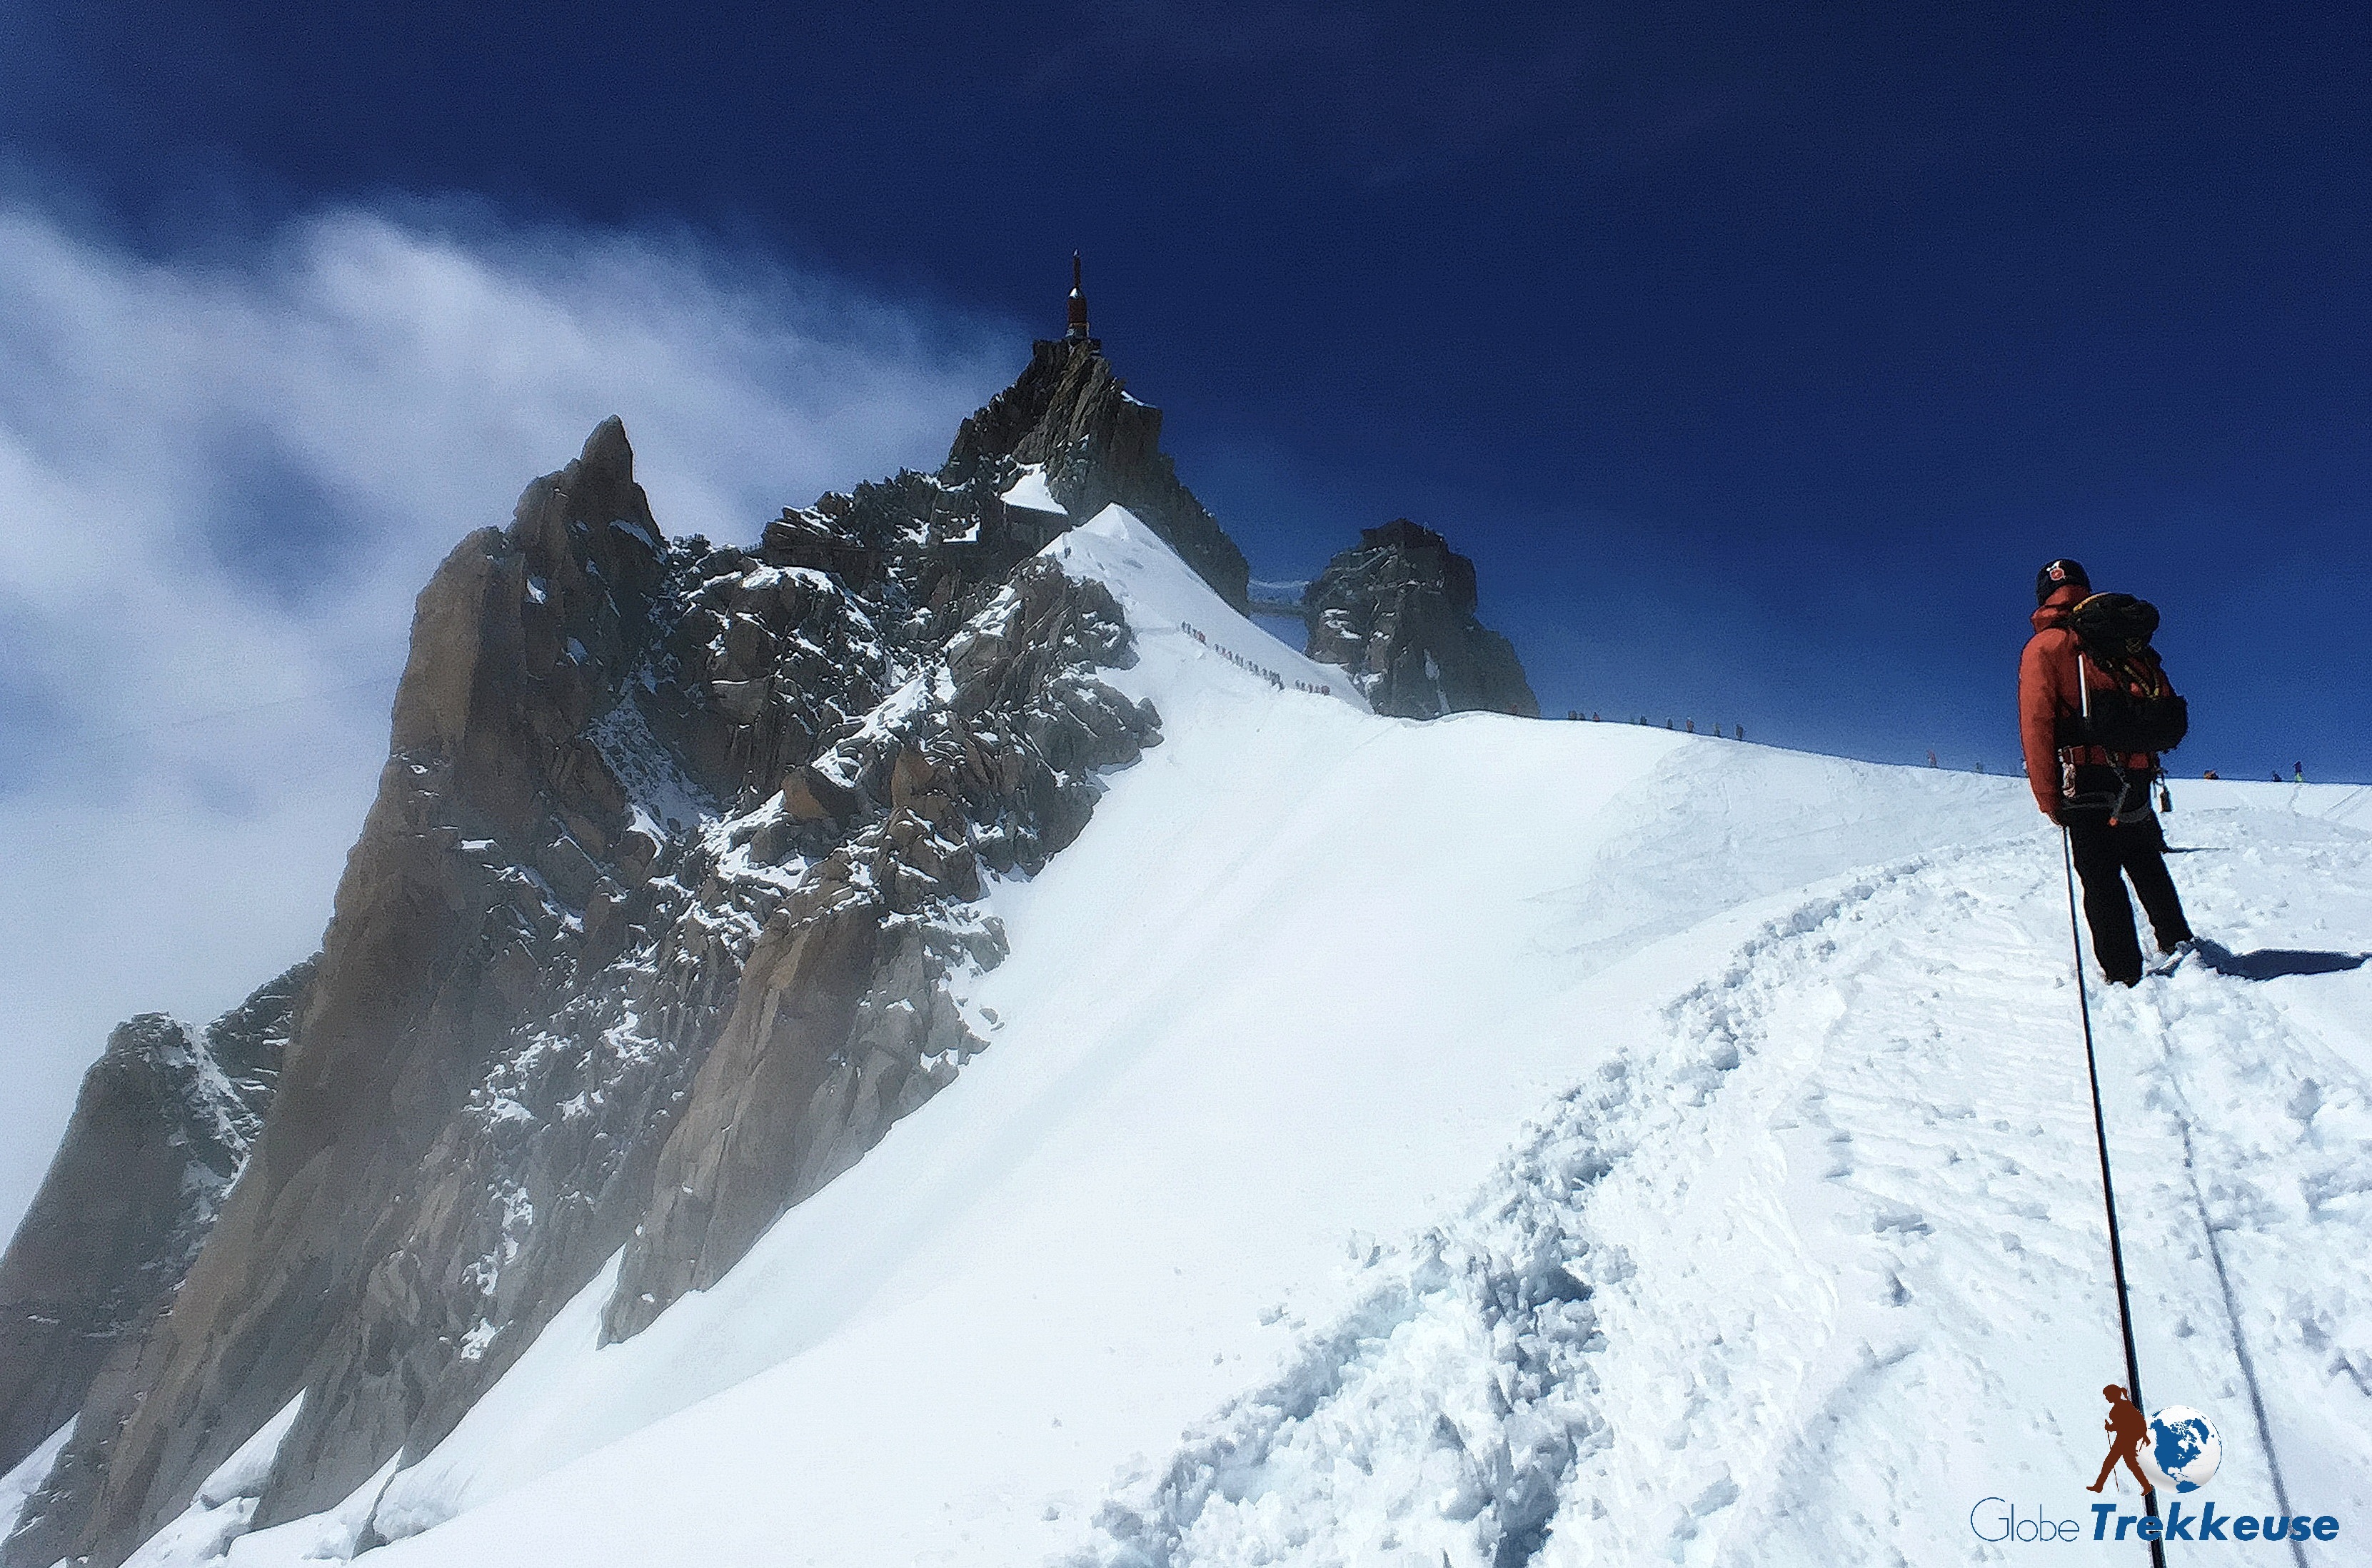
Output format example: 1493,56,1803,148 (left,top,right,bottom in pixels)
0,202,1015,1240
